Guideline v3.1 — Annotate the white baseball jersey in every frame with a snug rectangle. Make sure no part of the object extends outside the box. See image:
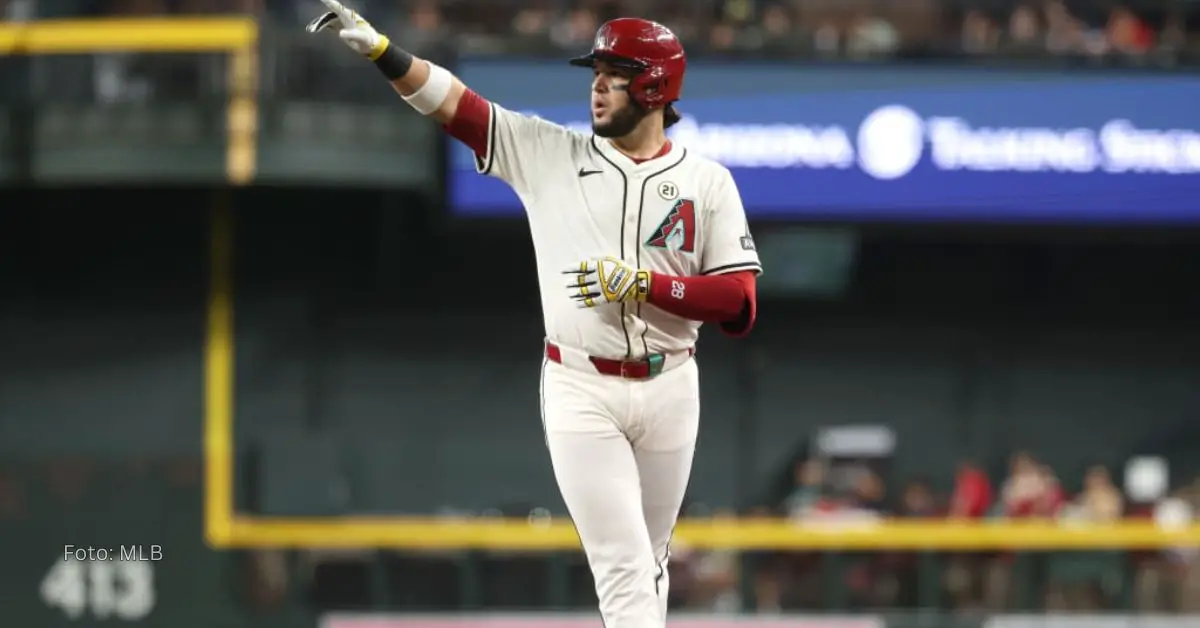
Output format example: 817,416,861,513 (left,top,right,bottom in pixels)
476,103,763,359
